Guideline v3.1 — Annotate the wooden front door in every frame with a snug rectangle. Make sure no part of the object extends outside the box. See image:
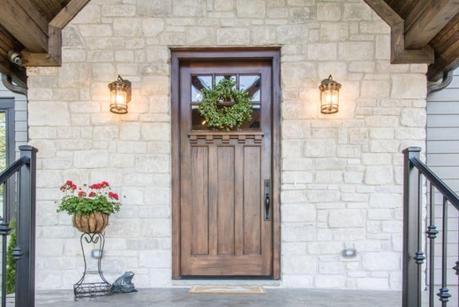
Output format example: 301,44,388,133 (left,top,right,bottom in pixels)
177,59,274,277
